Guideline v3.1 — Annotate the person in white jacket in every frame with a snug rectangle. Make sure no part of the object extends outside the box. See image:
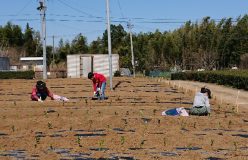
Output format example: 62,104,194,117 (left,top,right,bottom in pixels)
189,87,212,116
